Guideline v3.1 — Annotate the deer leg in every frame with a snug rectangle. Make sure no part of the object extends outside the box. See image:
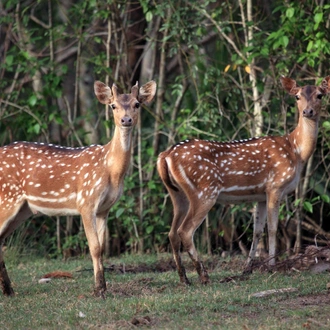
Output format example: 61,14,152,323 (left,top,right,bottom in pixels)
168,190,190,285
0,202,32,296
177,199,216,284
0,243,14,296
80,213,106,298
266,191,281,267
244,201,267,274
95,212,108,255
